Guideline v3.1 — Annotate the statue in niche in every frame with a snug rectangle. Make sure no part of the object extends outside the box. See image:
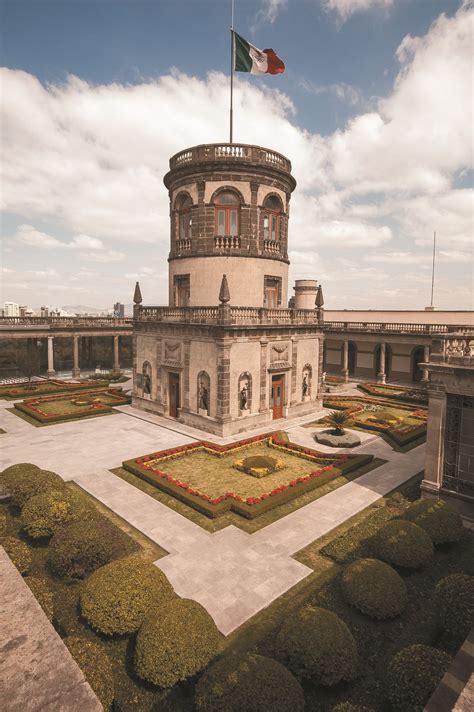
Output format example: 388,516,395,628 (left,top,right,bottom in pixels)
198,381,209,412
144,373,151,395
240,384,248,410
302,374,308,398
